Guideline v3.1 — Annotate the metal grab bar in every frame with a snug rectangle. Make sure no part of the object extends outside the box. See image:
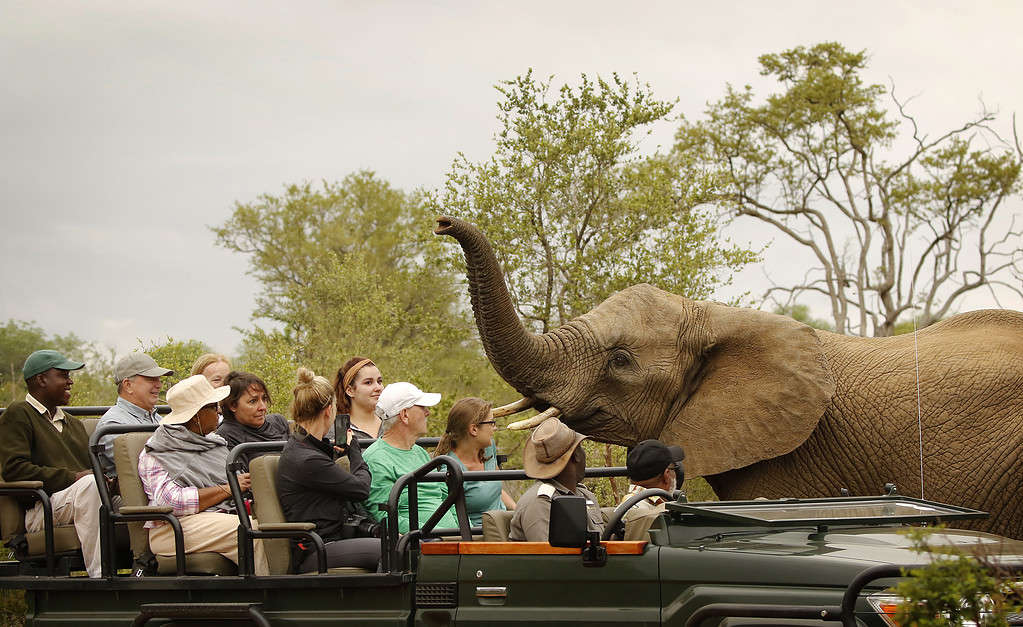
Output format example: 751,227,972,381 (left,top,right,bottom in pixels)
132,602,270,627
381,454,472,574
601,488,678,541
0,483,56,575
